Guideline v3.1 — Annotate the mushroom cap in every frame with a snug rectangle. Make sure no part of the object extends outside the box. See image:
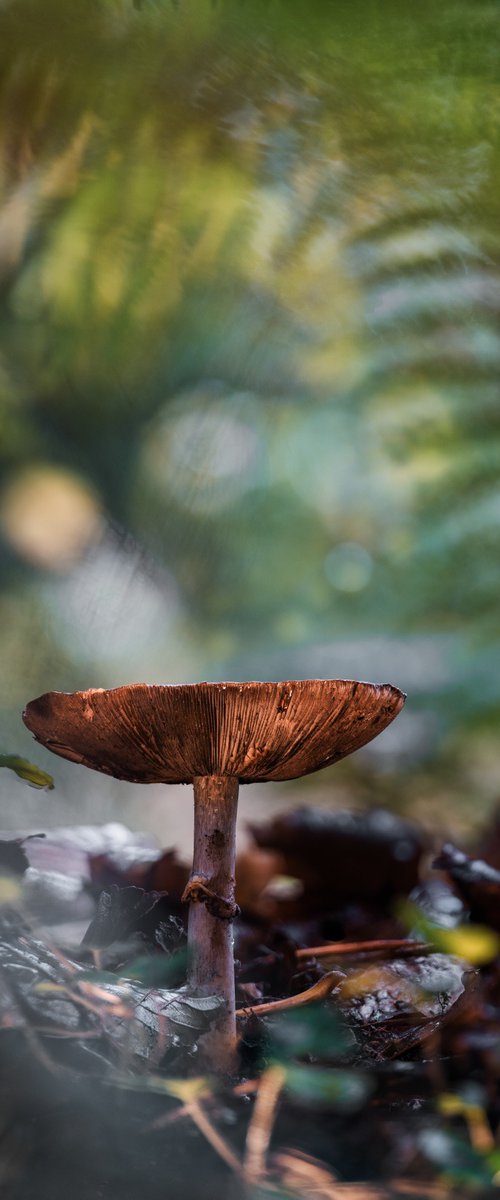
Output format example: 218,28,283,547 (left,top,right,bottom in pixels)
23,680,405,786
